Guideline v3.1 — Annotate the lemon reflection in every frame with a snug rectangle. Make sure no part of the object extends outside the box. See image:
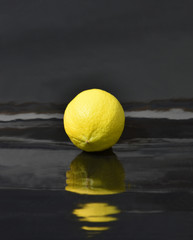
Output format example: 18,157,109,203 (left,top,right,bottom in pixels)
74,203,120,222
65,149,125,195
73,202,120,233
